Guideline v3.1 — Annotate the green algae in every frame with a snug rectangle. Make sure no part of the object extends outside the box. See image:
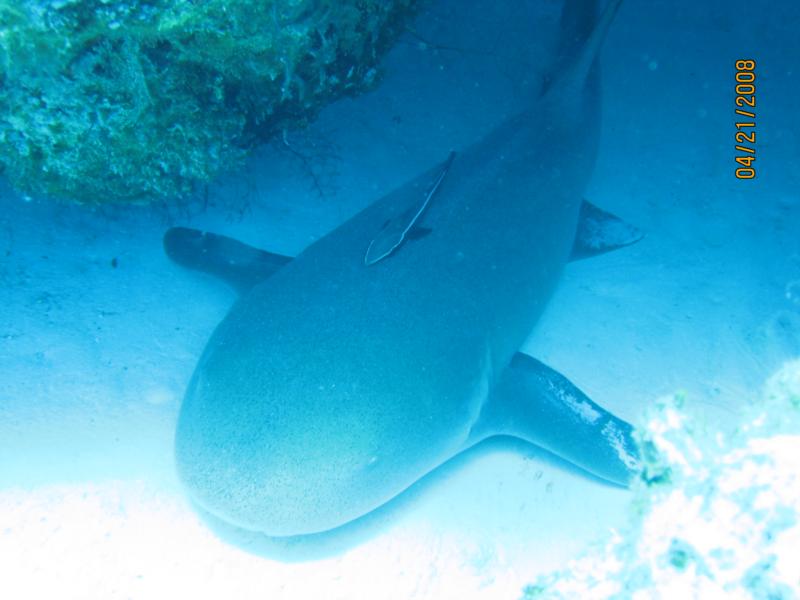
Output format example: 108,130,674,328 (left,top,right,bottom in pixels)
0,0,417,204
